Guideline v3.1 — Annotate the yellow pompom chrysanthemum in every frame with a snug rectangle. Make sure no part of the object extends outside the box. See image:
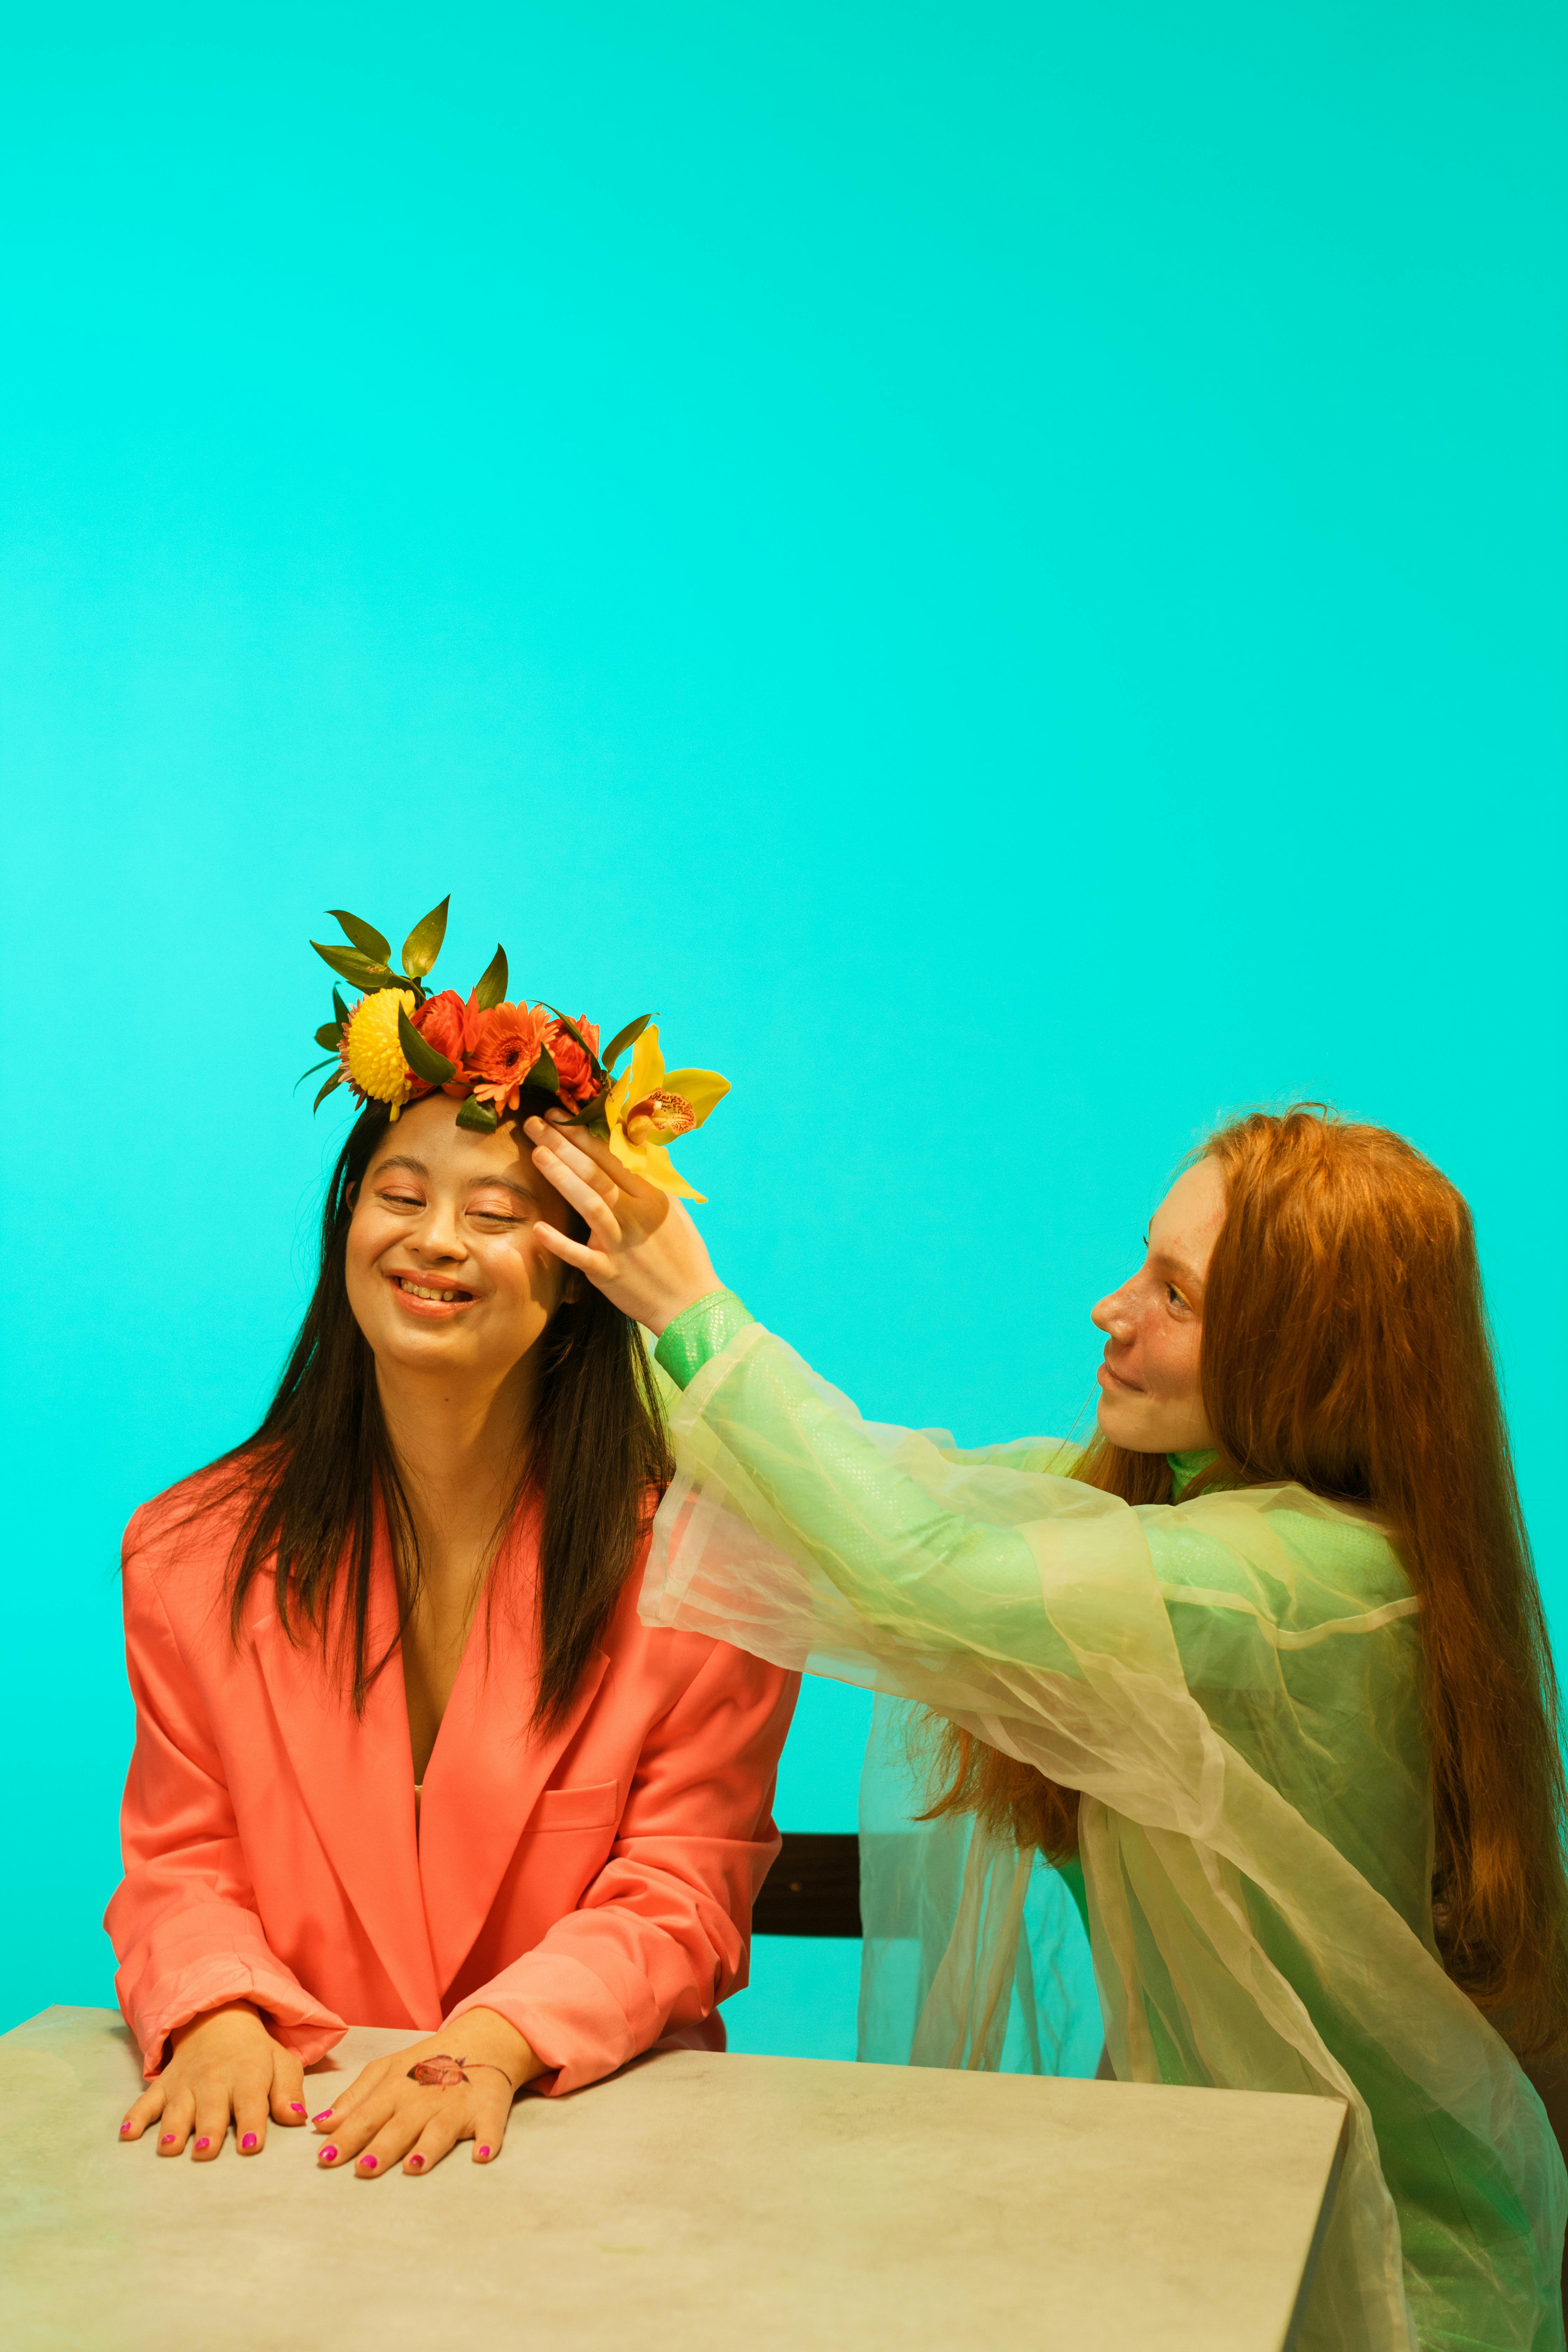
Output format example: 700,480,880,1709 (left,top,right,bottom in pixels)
343,988,416,1117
